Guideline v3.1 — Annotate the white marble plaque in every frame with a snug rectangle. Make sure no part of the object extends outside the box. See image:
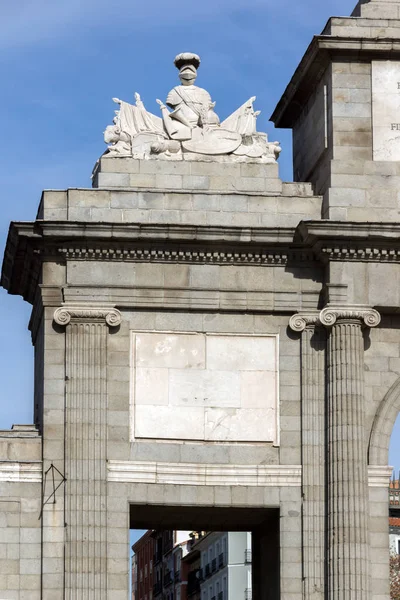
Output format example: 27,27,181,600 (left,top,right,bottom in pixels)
372,60,400,161
131,332,279,444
